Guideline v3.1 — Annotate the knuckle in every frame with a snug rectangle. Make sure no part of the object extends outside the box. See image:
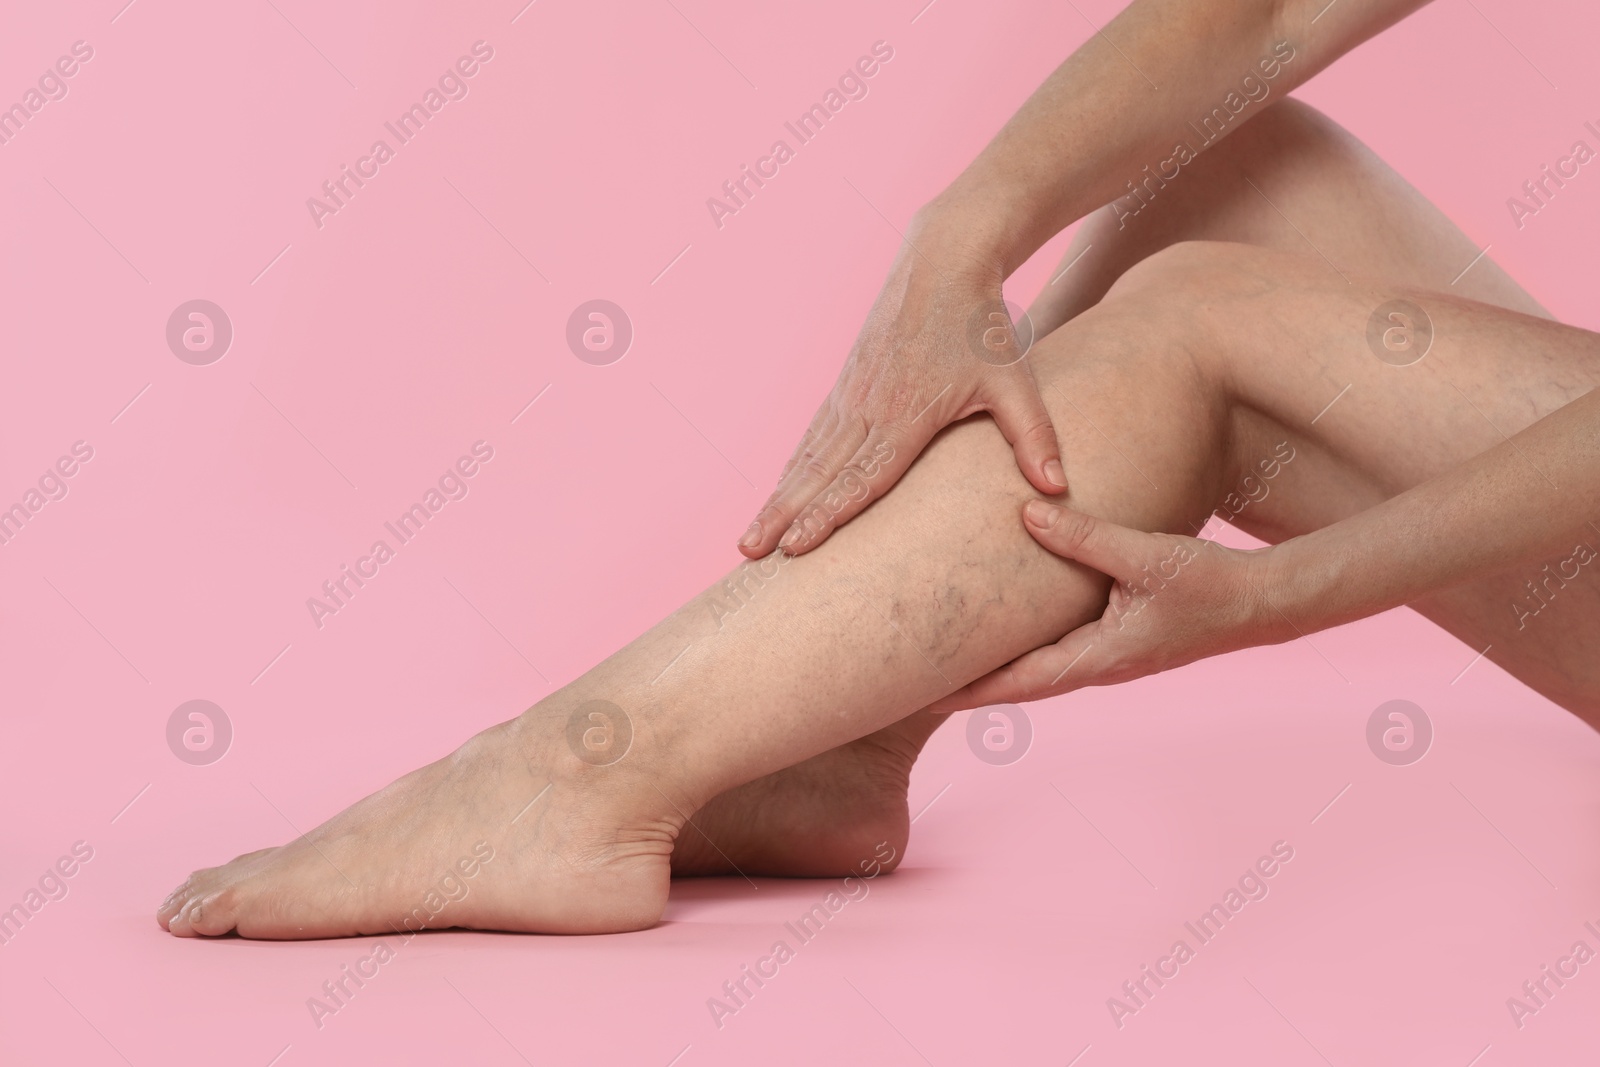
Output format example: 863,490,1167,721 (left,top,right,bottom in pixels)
797,499,837,531
798,456,836,485
1059,513,1096,555
796,440,829,466
836,469,871,504
815,483,853,516
756,502,793,527
1023,415,1058,443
